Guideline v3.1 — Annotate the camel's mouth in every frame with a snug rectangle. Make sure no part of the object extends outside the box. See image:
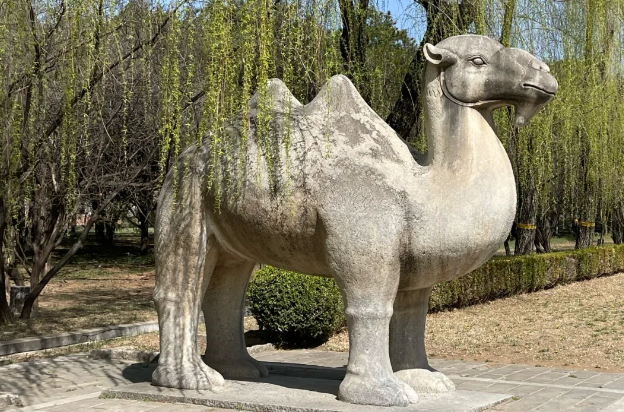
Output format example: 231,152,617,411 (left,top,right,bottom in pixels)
522,83,556,96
